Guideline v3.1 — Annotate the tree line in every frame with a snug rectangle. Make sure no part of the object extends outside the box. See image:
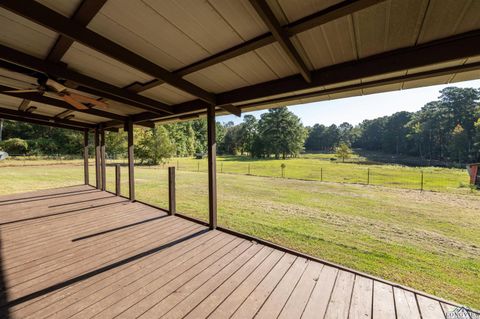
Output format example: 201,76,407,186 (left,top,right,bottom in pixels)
1,86,479,164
